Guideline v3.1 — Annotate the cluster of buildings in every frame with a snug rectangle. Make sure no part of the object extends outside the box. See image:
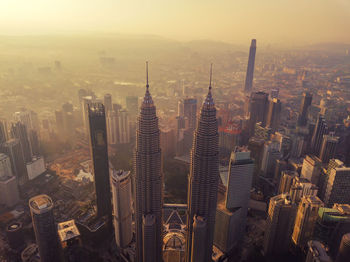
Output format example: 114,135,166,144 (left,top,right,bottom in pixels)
1,38,350,262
